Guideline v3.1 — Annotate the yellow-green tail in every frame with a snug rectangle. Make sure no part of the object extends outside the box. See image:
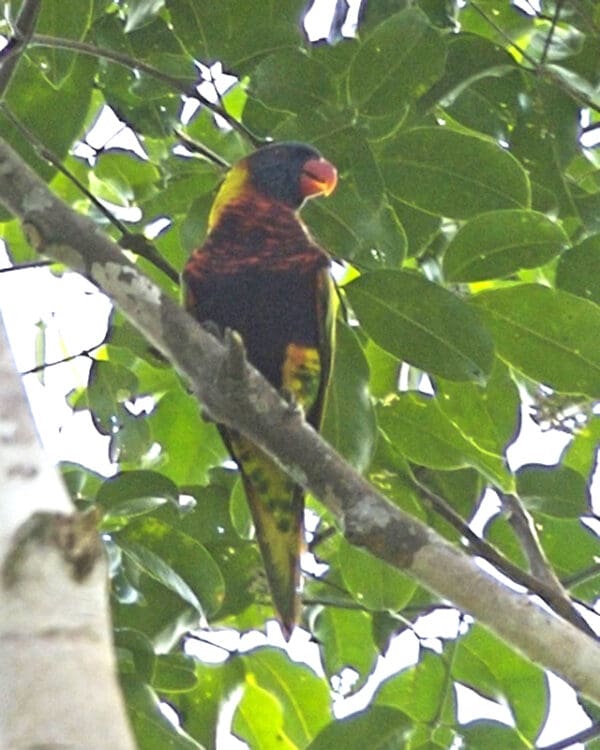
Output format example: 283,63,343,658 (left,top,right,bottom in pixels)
228,431,303,639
